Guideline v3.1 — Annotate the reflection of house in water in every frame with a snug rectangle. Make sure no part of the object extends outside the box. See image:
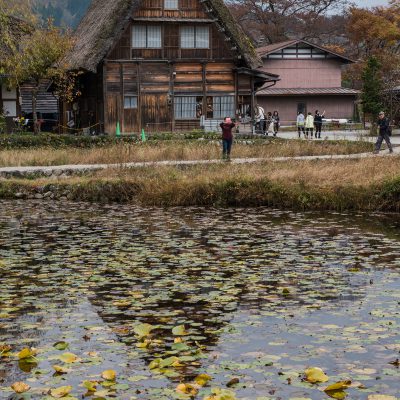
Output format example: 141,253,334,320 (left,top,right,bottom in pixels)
64,0,278,134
